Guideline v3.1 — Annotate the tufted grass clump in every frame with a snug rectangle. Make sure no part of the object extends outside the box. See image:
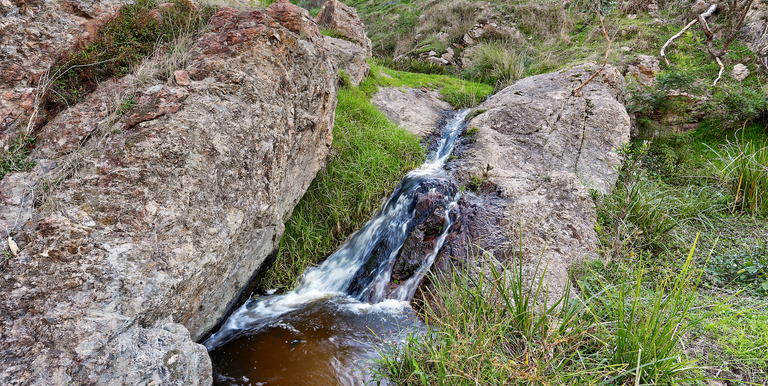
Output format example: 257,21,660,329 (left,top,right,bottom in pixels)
374,241,710,385
47,0,215,110
710,139,768,214
0,134,36,181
